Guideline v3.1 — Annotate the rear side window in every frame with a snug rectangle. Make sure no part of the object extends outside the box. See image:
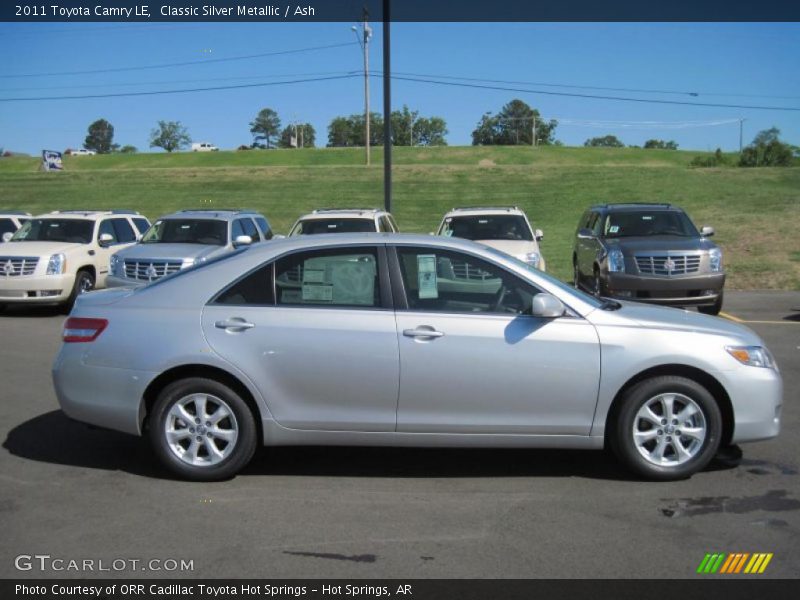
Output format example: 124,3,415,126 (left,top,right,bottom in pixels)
111,218,136,243
214,264,274,305
132,217,150,235
254,217,273,240
275,247,381,308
